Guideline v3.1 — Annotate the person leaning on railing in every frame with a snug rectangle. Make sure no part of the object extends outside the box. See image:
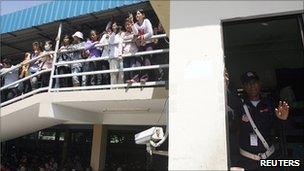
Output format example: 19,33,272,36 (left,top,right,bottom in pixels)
19,52,32,93
70,31,85,87
98,23,112,85
108,20,124,86
130,9,154,83
37,40,54,87
122,16,139,83
29,42,44,90
84,30,103,86
0,58,21,102
58,35,73,87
